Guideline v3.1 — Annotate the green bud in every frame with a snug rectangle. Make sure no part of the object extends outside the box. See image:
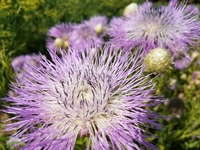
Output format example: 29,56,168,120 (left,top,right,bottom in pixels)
180,73,187,80
144,47,172,73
